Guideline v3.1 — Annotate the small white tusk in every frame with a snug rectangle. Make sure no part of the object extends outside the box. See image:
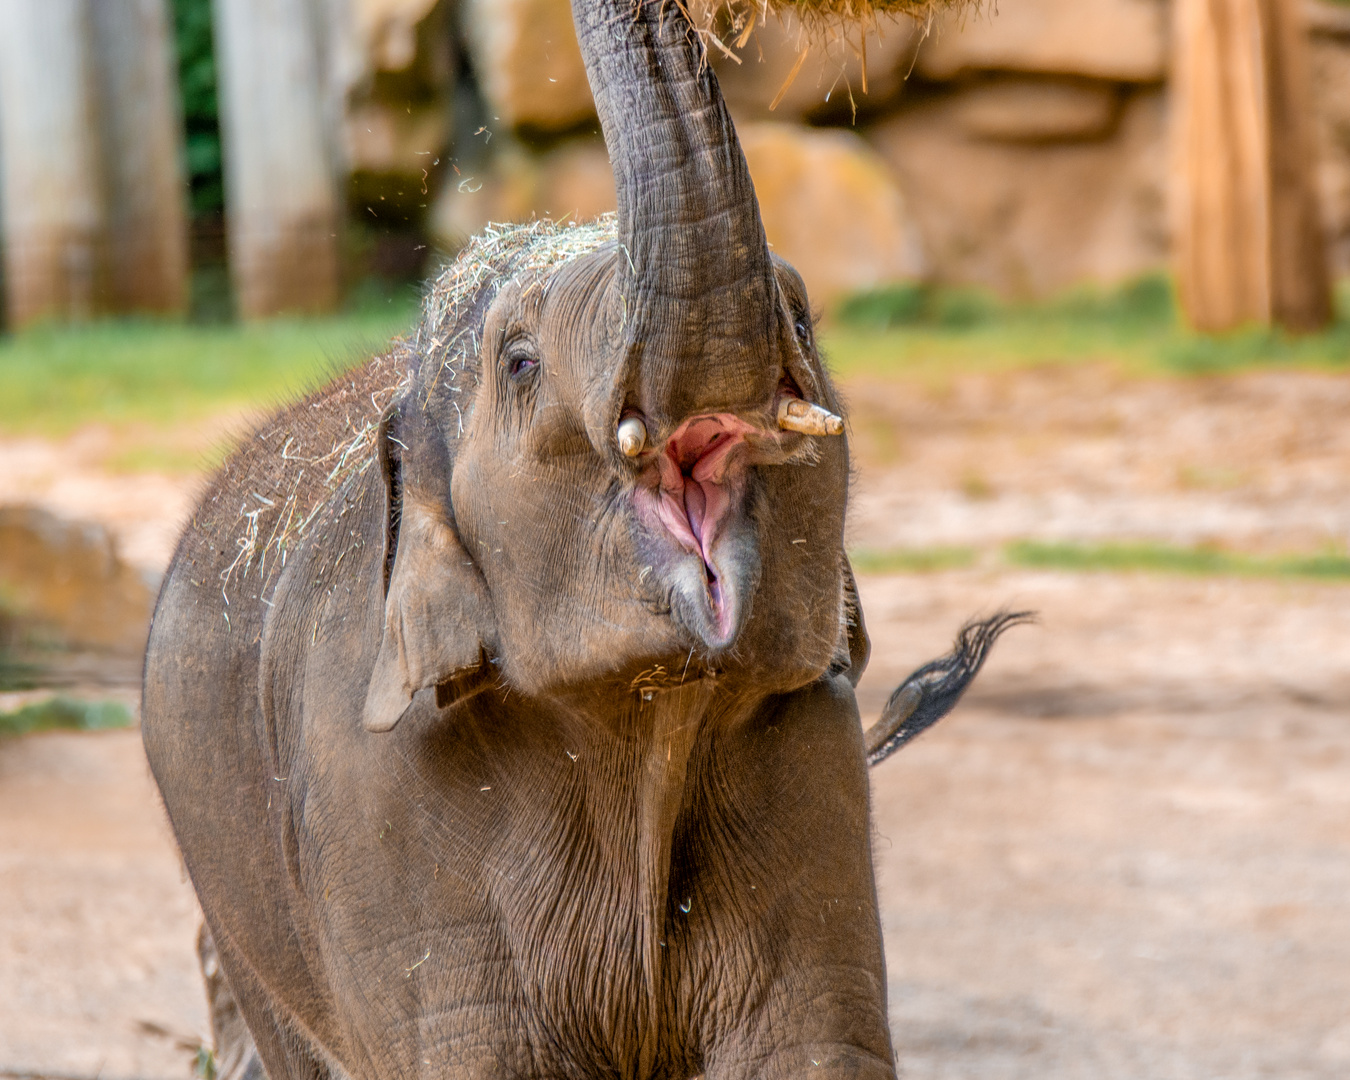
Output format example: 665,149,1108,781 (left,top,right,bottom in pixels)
617,415,648,457
777,398,844,437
